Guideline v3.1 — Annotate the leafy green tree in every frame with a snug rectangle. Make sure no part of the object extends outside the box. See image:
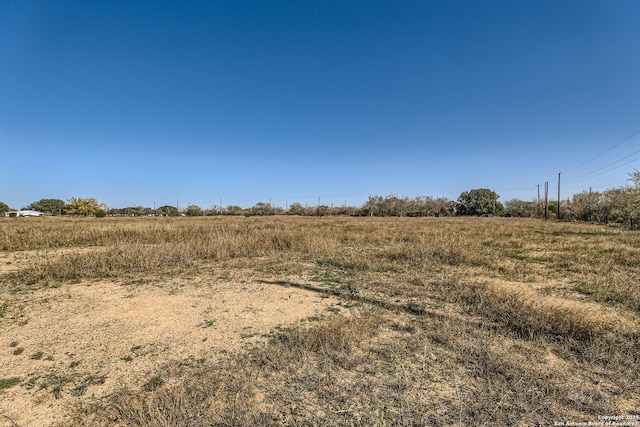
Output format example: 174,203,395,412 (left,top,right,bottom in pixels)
287,202,307,215
504,199,539,218
157,205,179,216
568,191,602,222
315,205,329,216
66,197,105,216
604,187,640,227
225,205,244,215
251,202,272,216
0,201,10,214
457,189,503,216
26,199,66,215
185,204,204,216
